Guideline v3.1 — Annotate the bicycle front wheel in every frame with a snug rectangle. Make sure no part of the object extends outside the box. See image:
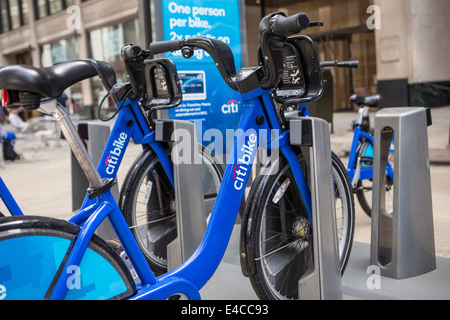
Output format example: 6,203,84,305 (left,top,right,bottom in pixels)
120,145,223,275
243,151,354,300
0,216,136,300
